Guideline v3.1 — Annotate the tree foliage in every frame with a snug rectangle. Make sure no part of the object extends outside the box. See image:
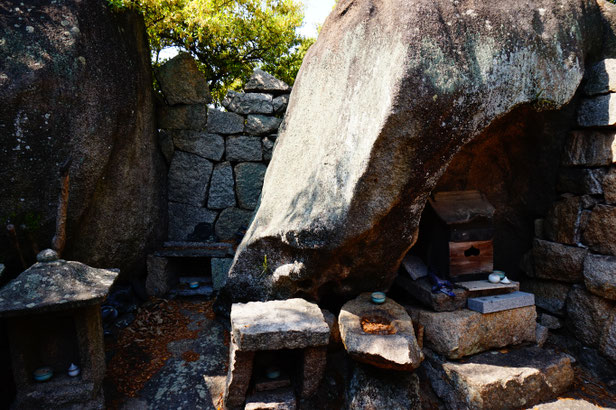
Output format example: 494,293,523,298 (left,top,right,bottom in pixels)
108,0,313,101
